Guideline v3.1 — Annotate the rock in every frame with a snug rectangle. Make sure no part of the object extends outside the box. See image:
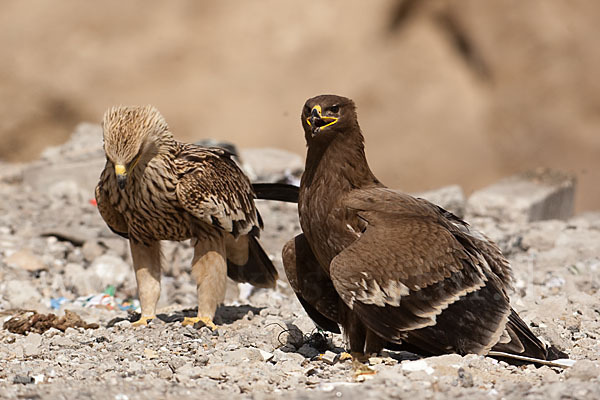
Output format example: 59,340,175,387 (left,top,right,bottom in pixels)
63,263,96,295
2,280,42,308
89,255,131,291
414,185,466,218
565,360,600,381
22,333,43,357
265,320,304,349
240,148,304,183
457,367,474,387
4,249,46,271
81,240,105,263
143,348,158,359
259,349,274,362
467,169,575,223
222,348,265,364
13,375,34,385
157,367,173,380
401,359,434,375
